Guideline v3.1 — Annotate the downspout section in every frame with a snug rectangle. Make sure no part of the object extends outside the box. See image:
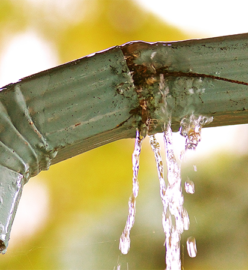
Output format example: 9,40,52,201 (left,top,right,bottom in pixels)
1,33,248,253
0,167,24,253
0,45,138,253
